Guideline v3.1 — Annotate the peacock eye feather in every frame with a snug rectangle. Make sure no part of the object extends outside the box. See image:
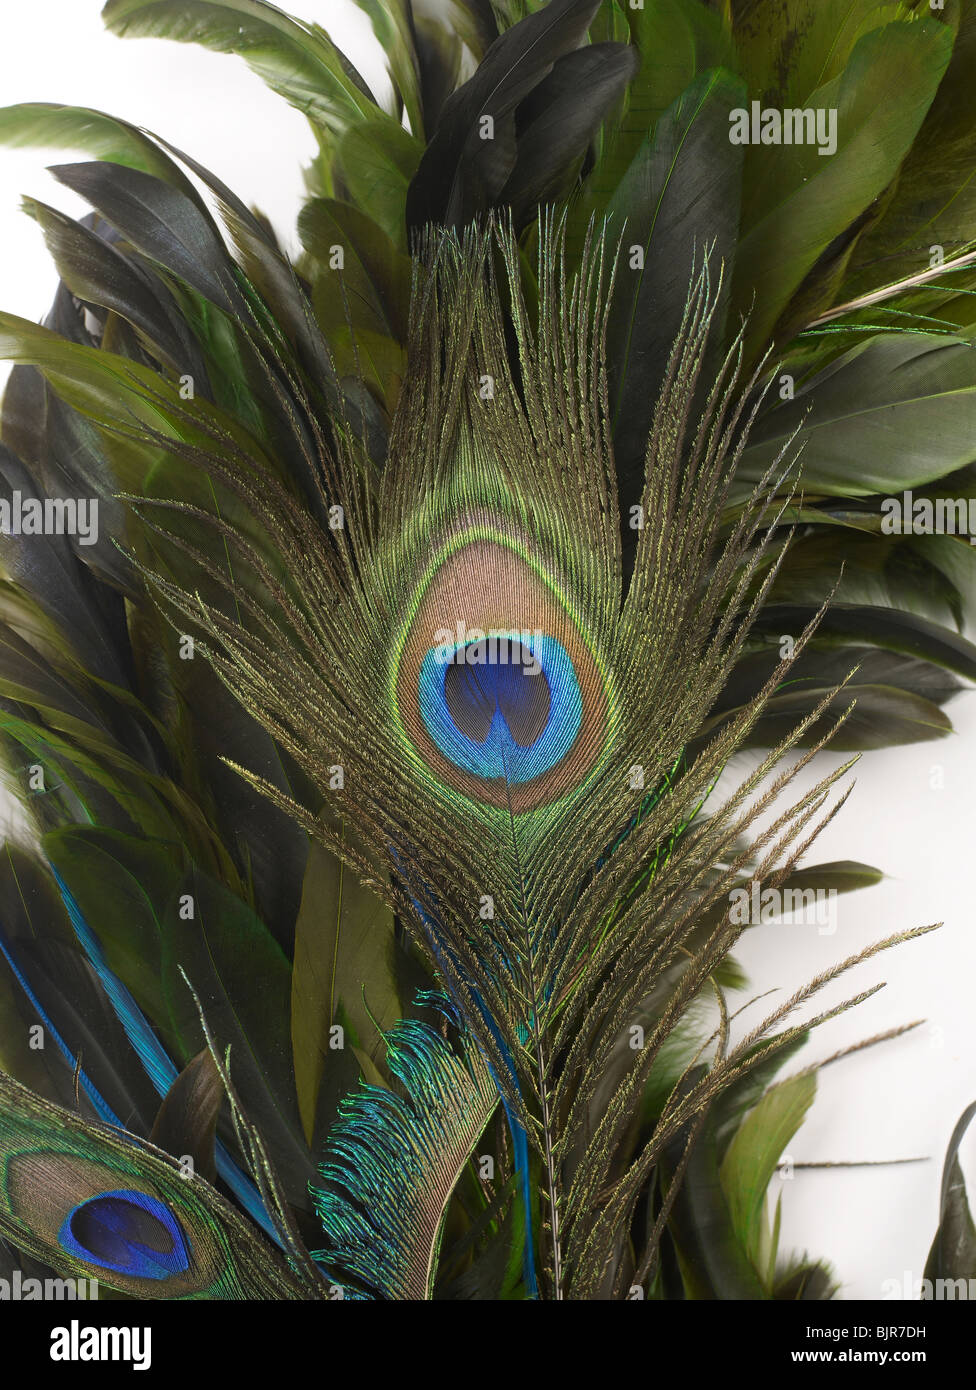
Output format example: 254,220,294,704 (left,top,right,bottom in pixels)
58,1189,190,1279
0,1072,318,1299
393,520,612,813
